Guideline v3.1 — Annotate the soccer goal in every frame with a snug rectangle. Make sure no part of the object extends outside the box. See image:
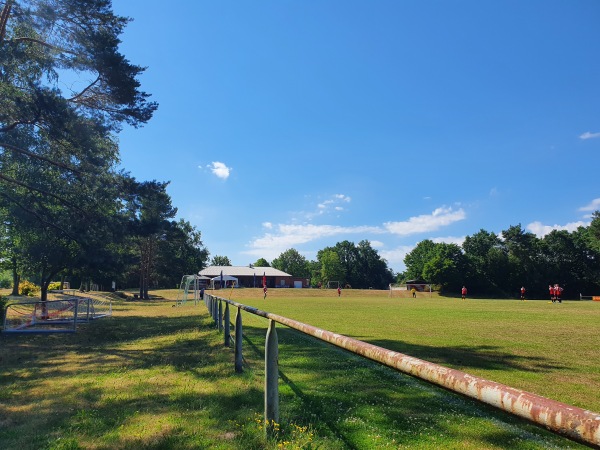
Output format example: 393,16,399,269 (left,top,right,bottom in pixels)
326,281,340,289
580,294,600,301
176,274,201,306
389,283,432,297
2,297,112,334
